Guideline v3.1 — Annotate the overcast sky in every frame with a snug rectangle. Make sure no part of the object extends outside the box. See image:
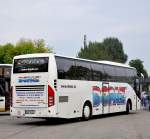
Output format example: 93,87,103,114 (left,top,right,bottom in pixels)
0,0,150,75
